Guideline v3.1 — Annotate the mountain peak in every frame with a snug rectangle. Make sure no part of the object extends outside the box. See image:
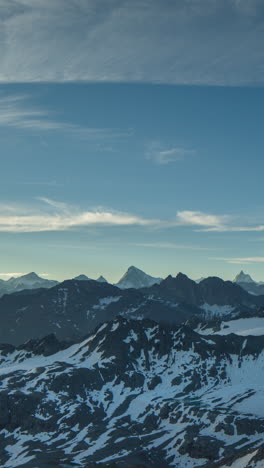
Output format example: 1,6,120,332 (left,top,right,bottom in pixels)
23,272,40,280
116,266,162,289
96,275,108,283
175,272,190,281
74,274,90,281
234,270,255,284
